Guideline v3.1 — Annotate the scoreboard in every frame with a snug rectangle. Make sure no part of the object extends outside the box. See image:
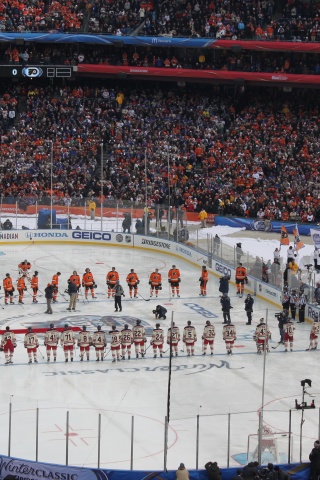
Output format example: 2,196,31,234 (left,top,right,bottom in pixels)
0,66,74,78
